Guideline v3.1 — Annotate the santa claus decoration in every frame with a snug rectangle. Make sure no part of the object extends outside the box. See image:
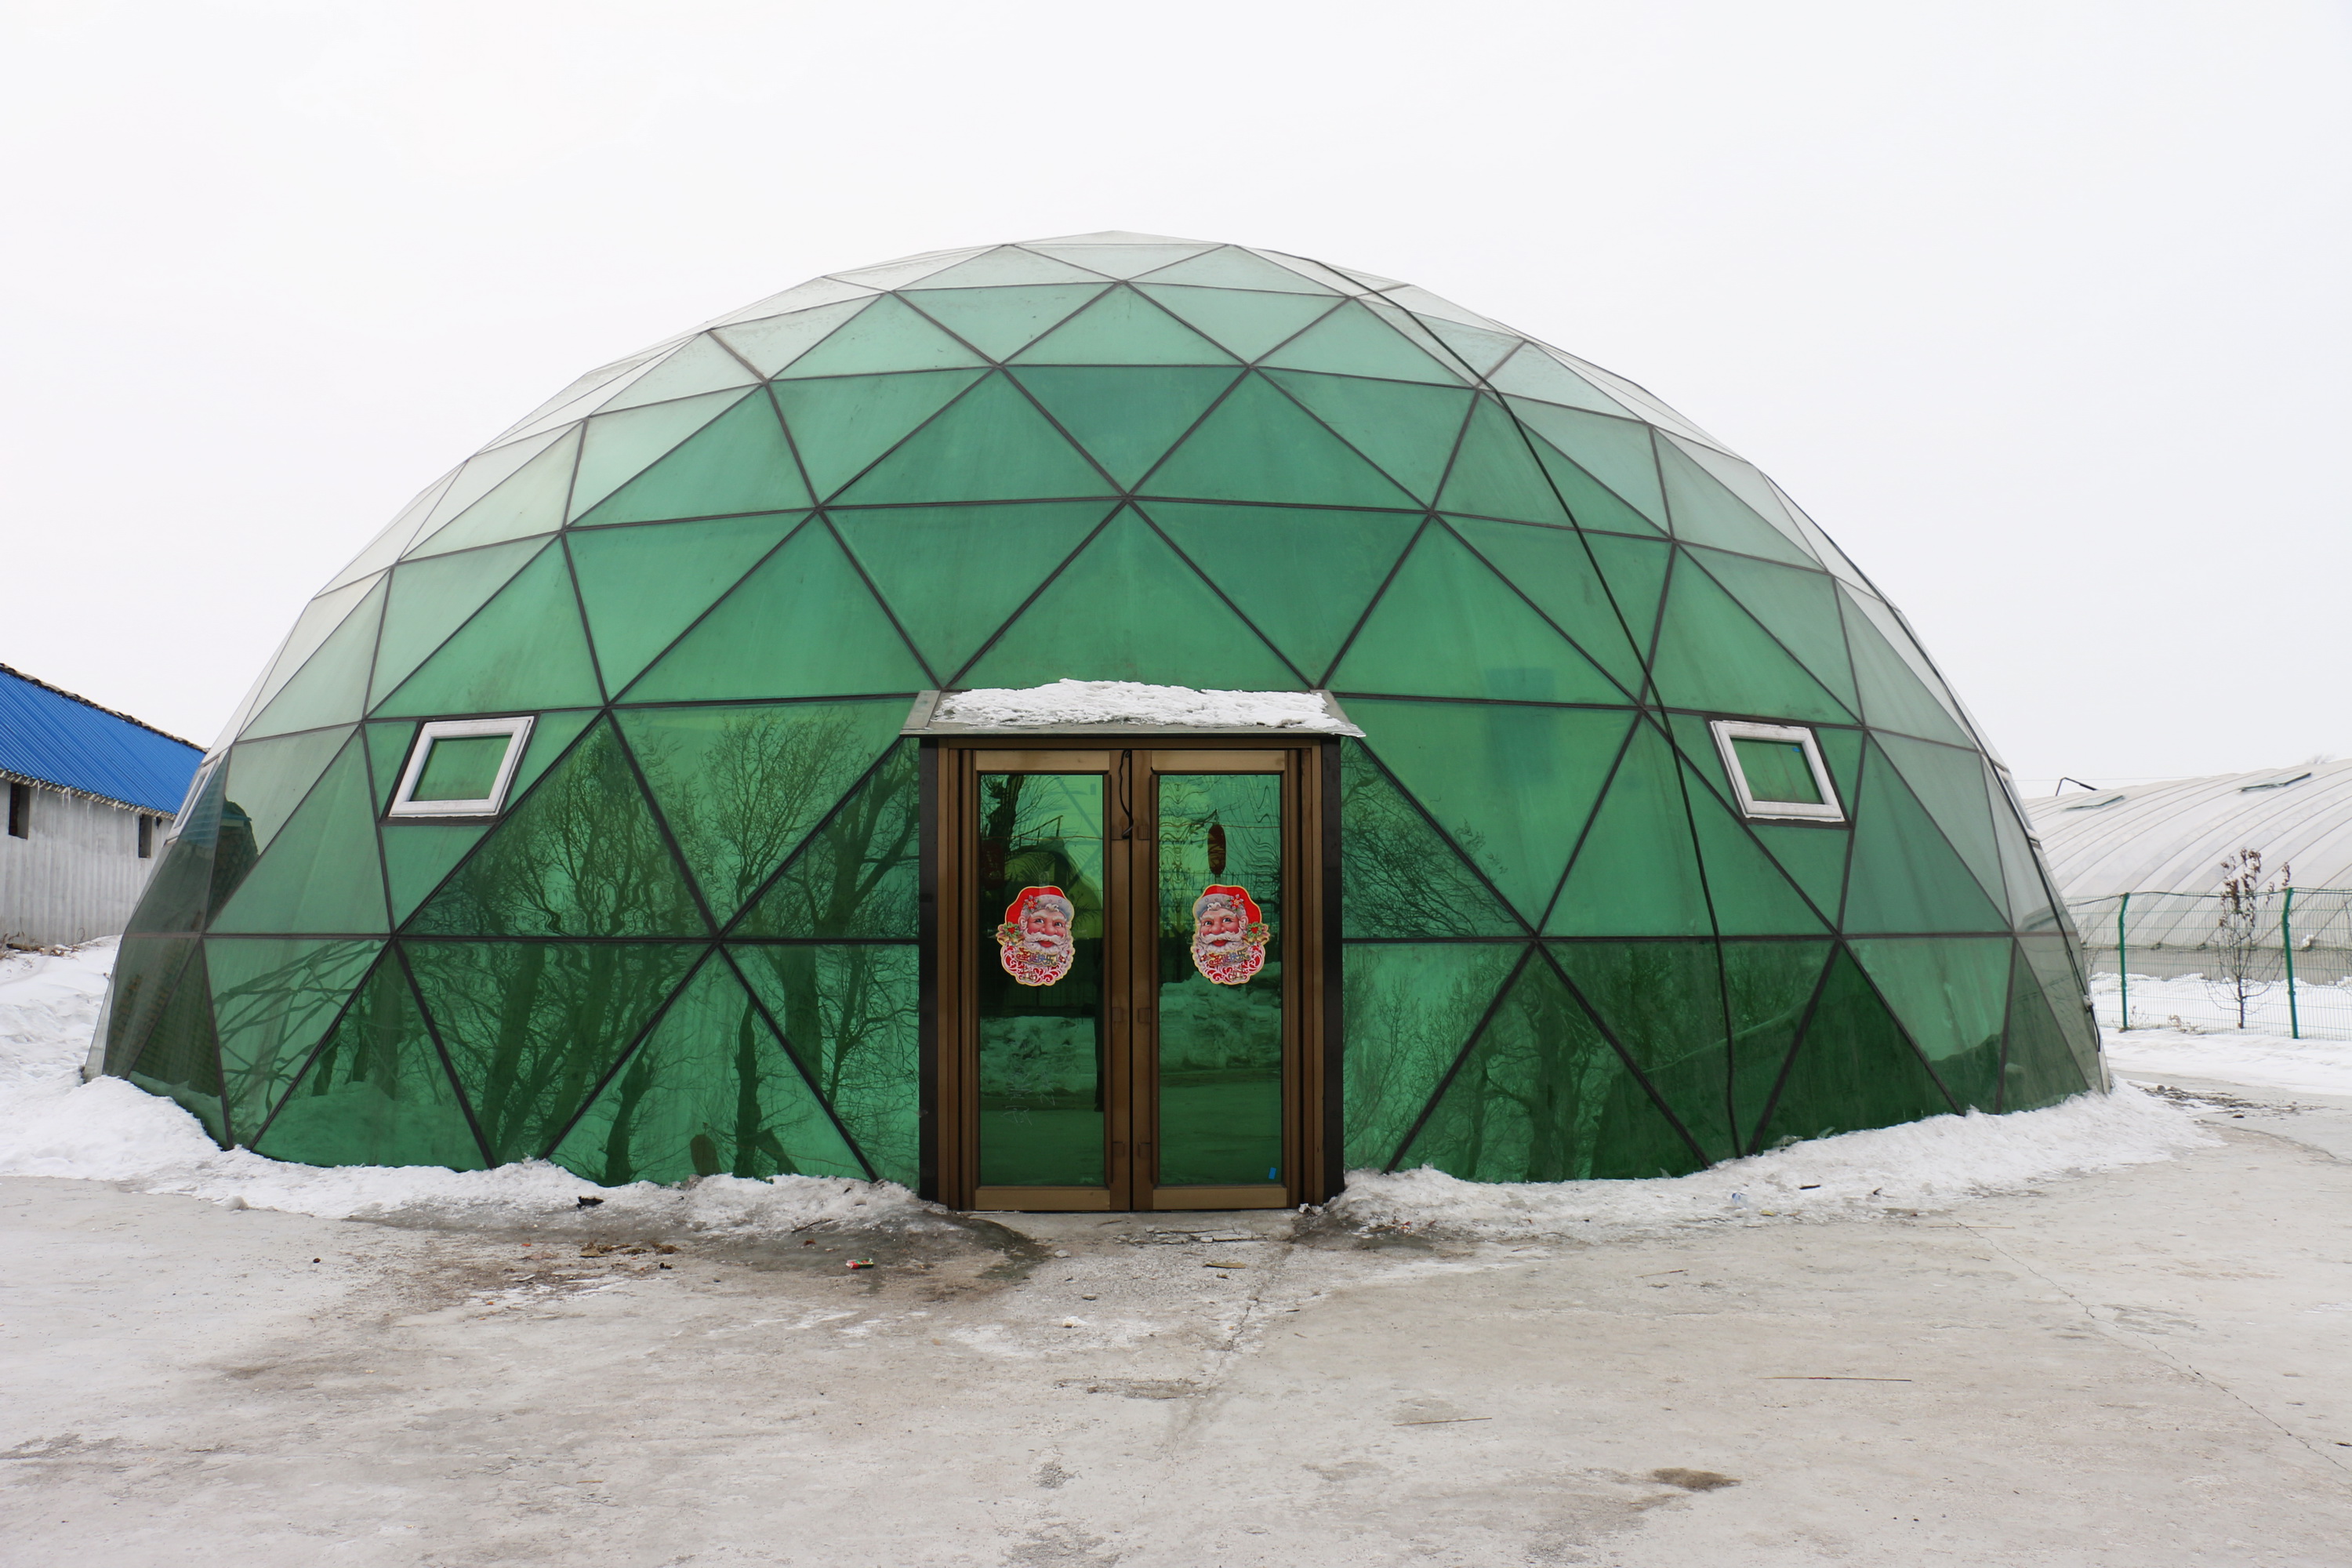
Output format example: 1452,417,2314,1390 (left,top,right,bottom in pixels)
1190,885,1271,985
995,885,1077,987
